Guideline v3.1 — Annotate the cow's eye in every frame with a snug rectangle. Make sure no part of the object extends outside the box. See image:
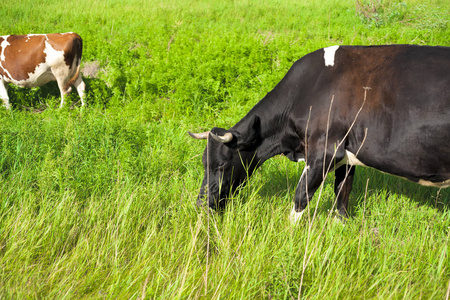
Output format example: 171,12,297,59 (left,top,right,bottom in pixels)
218,162,226,170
